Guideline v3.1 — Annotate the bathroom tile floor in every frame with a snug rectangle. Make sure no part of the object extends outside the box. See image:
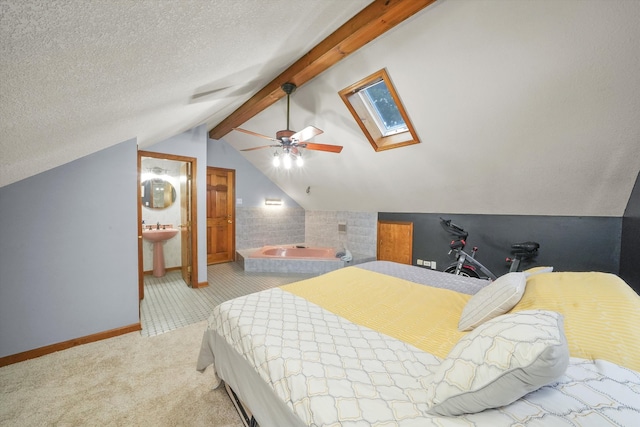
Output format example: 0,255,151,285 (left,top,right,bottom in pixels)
140,262,314,337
